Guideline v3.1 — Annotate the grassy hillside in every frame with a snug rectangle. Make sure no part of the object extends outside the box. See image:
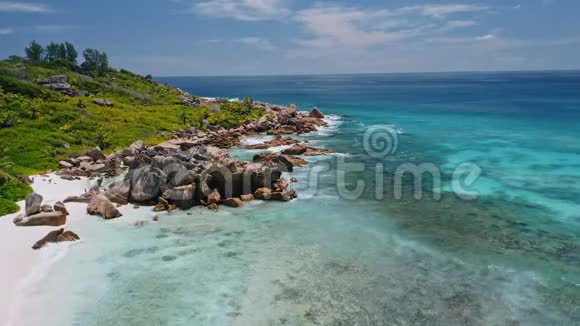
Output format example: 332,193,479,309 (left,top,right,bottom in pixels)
0,55,265,216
